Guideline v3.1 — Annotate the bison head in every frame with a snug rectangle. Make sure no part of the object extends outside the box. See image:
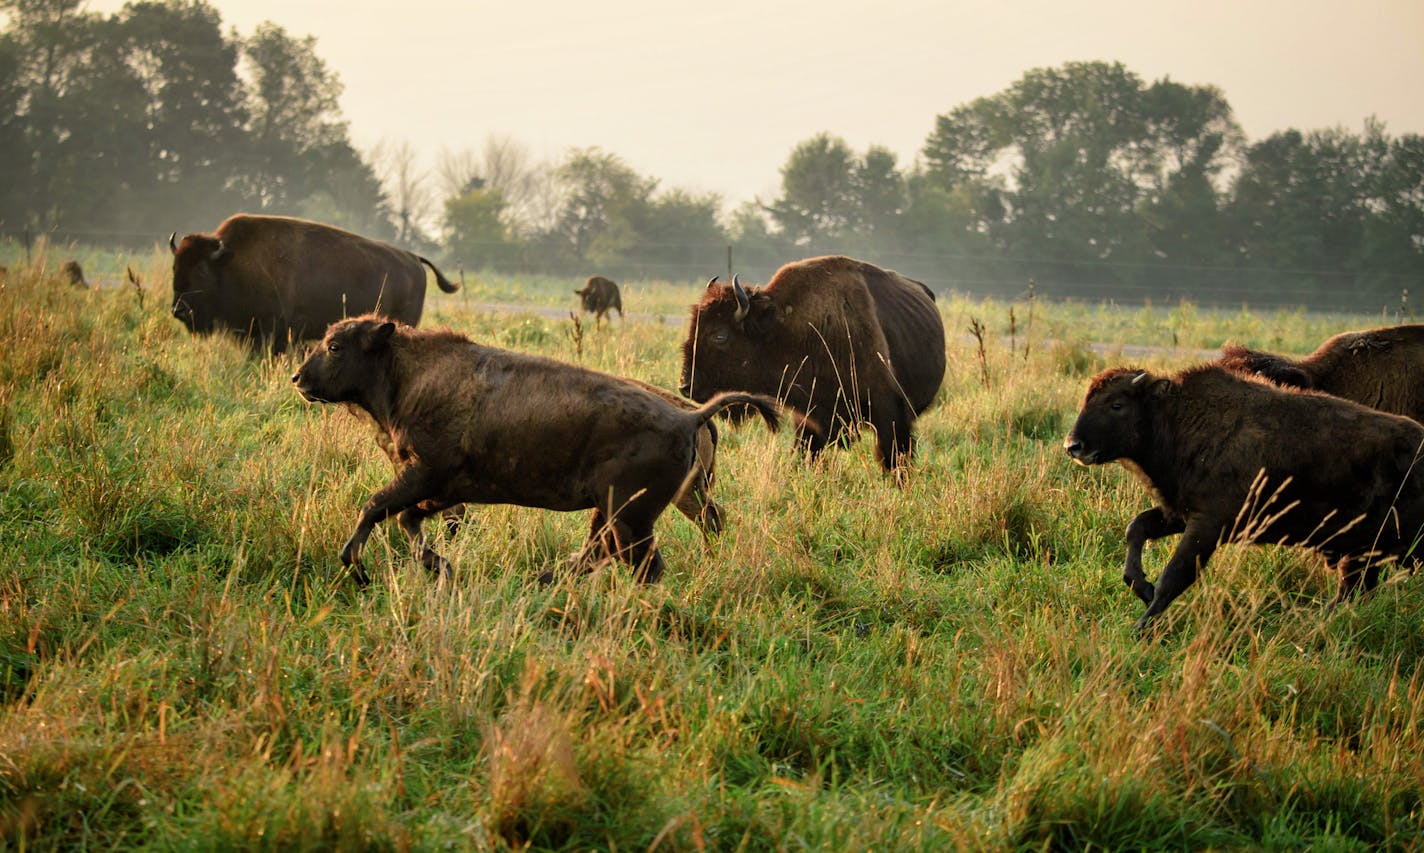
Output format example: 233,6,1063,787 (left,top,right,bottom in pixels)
1064,368,1167,466
291,315,397,406
679,275,783,404
169,232,234,334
